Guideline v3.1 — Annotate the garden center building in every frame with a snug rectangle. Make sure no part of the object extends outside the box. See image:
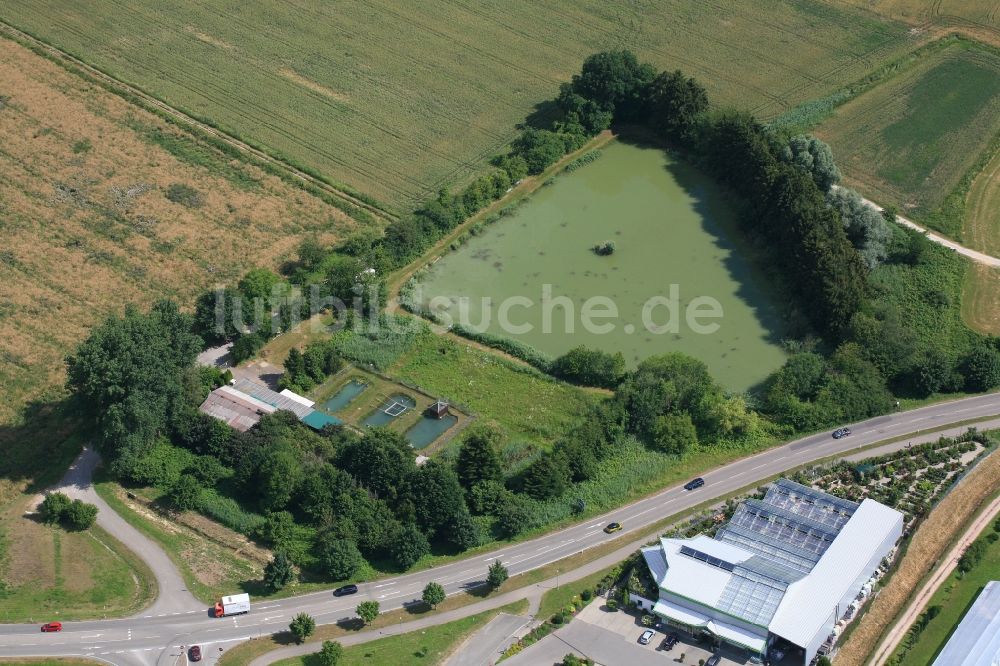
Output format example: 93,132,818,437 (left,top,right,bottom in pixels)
640,479,903,665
